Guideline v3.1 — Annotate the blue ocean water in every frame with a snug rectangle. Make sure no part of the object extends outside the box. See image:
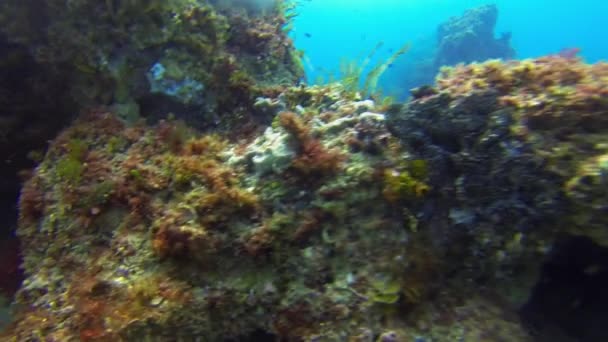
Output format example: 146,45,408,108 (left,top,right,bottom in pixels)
292,0,608,98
